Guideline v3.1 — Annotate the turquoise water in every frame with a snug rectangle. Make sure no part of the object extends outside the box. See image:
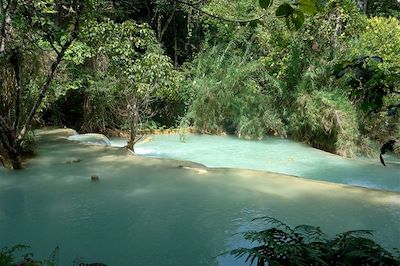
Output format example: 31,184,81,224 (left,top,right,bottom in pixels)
111,134,400,193
1,130,400,265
